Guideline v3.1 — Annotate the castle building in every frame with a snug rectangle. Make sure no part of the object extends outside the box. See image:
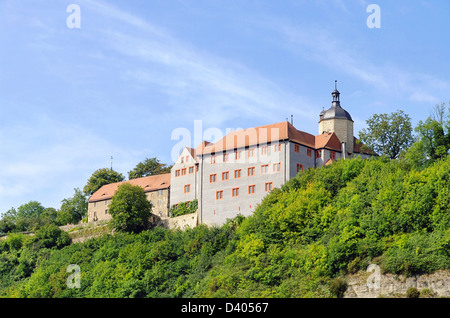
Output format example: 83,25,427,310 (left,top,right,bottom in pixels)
170,85,374,226
87,173,170,223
